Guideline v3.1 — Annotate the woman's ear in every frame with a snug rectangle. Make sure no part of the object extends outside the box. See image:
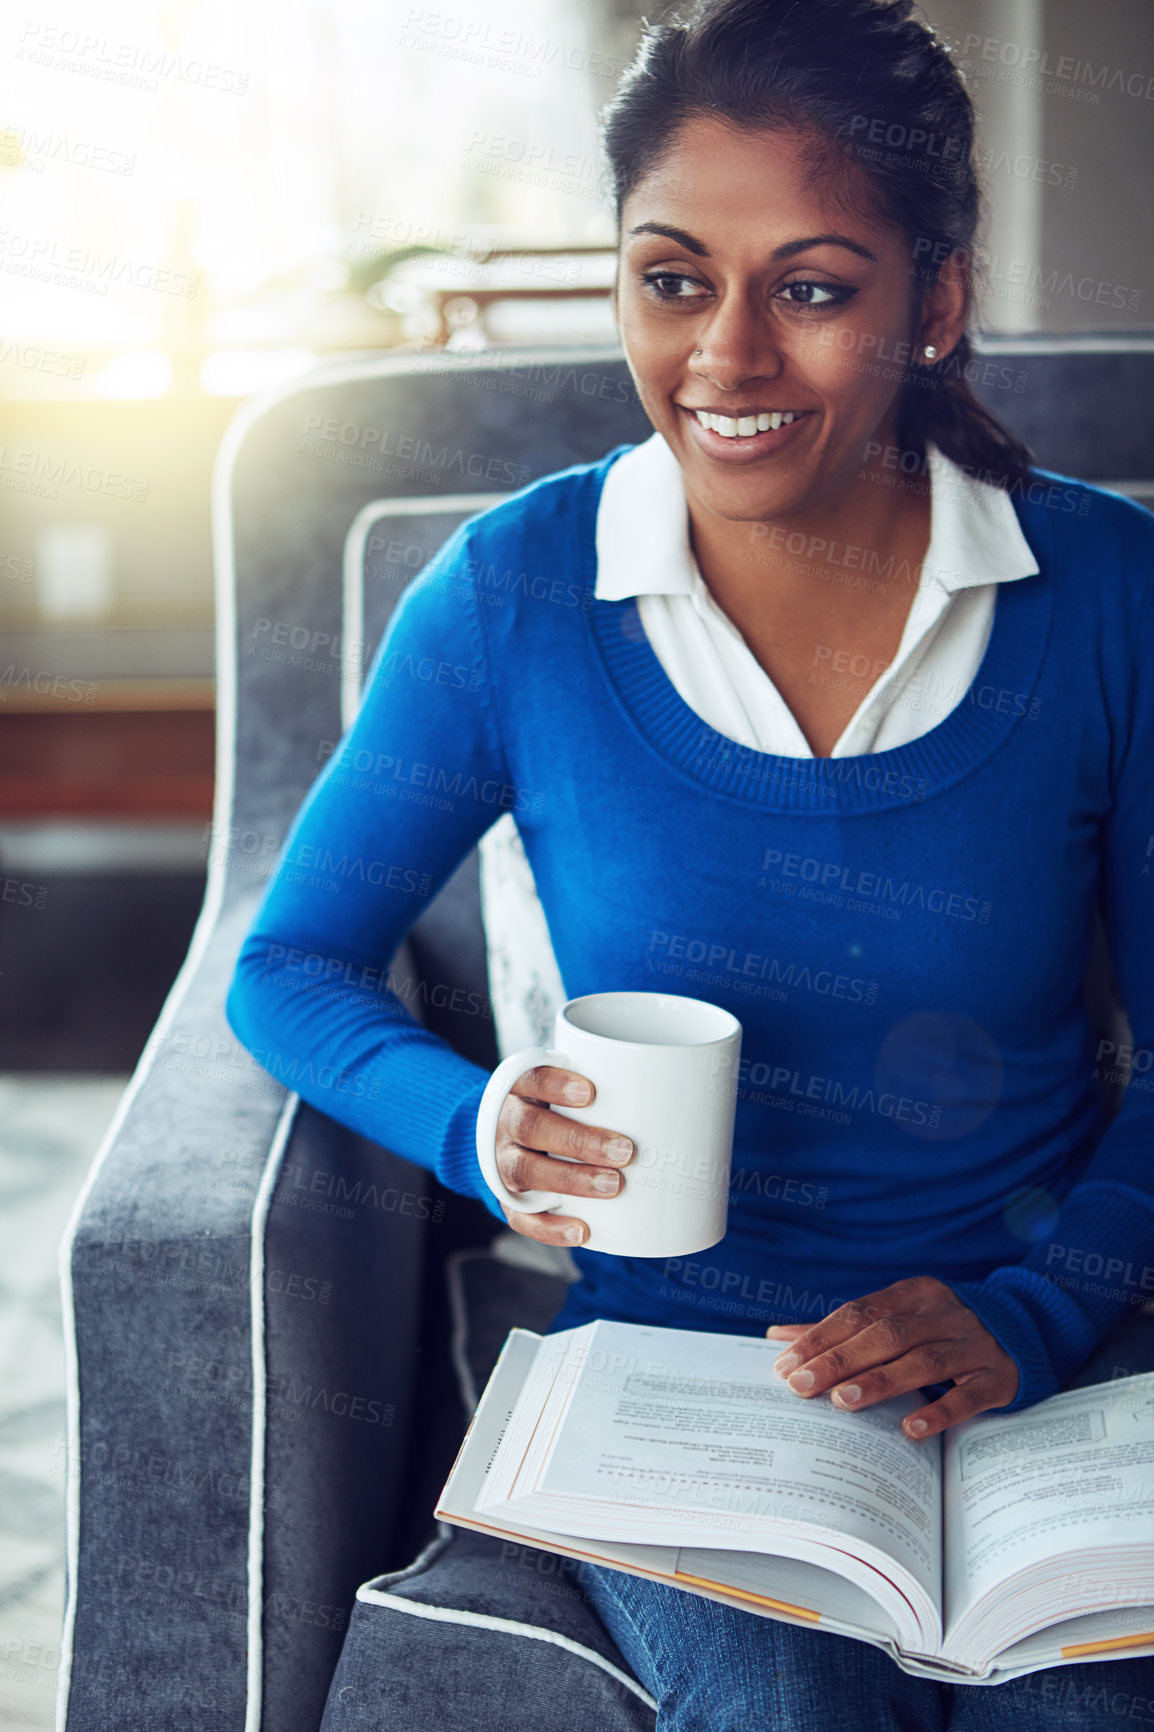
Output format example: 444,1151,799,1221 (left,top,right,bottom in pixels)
918,247,971,362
